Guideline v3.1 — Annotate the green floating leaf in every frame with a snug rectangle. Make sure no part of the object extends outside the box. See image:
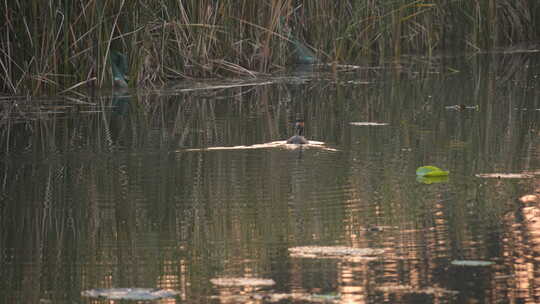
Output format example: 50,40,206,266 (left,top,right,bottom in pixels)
416,166,449,177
